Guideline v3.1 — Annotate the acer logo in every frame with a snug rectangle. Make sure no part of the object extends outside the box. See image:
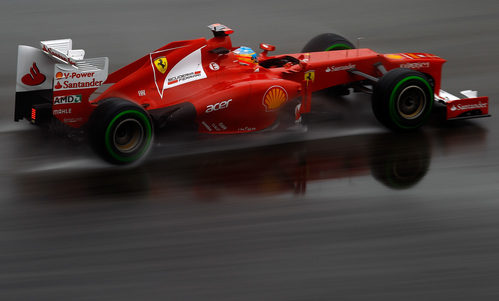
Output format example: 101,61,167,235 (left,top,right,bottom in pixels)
206,99,232,113
21,62,46,86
